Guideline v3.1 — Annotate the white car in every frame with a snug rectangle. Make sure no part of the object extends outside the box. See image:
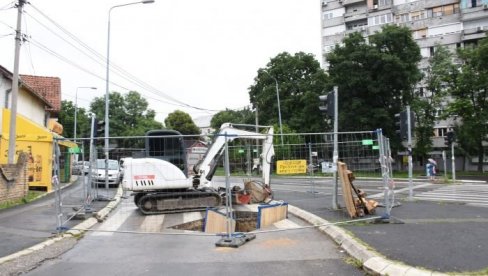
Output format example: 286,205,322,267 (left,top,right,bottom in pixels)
73,161,90,175
91,159,121,187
